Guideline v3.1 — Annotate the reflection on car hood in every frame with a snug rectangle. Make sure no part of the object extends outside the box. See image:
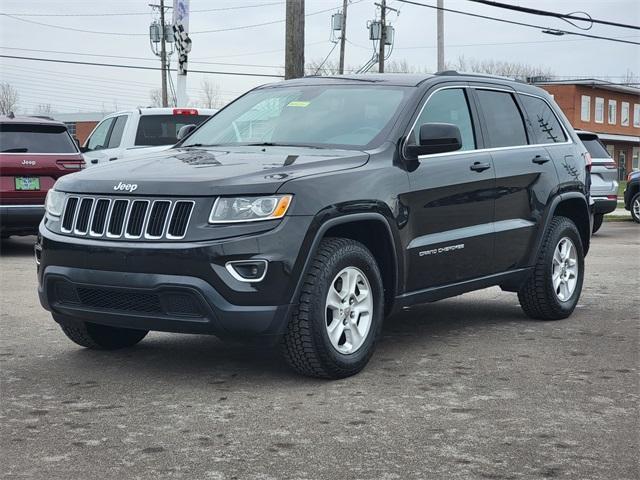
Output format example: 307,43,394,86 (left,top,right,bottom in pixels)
55,146,370,196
